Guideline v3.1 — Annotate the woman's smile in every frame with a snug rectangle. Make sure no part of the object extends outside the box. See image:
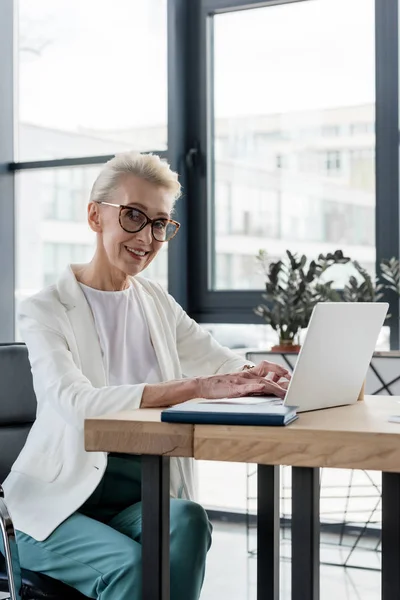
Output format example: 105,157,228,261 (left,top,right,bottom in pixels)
125,246,149,260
